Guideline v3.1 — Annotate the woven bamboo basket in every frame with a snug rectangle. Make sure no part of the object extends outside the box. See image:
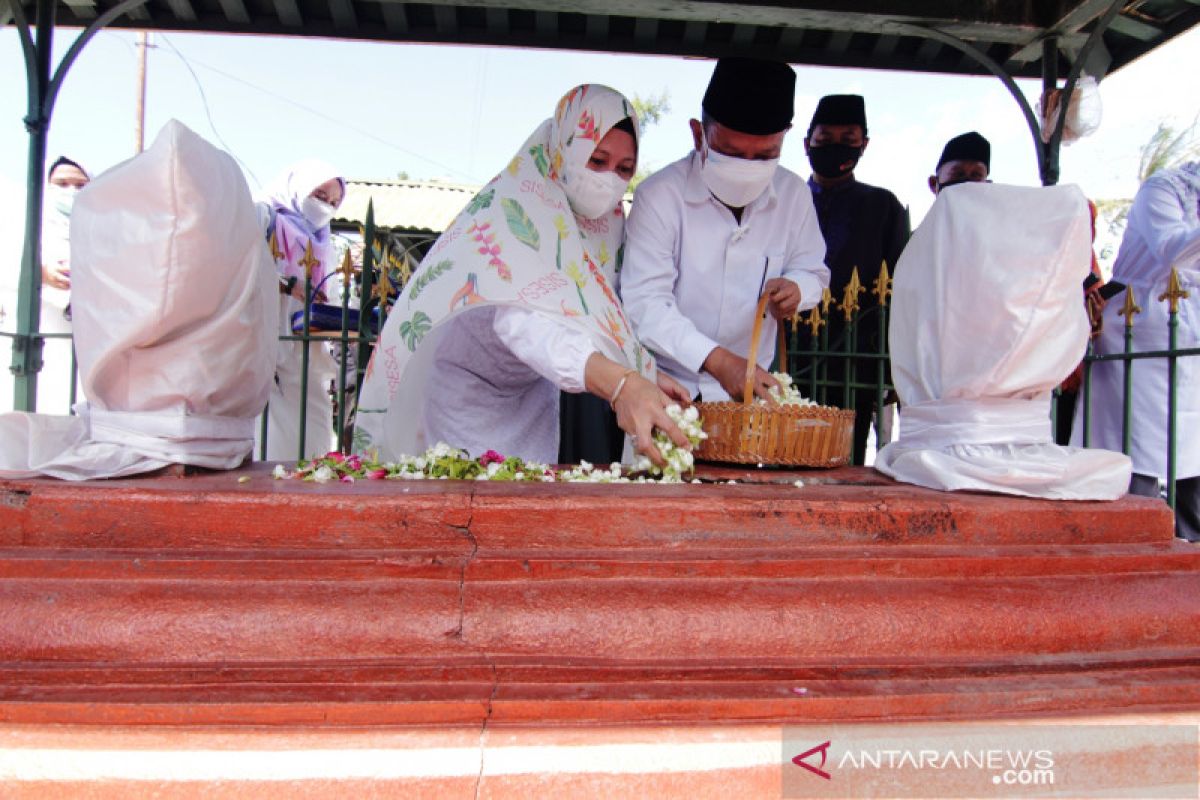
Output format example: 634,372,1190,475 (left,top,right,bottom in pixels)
694,294,855,468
